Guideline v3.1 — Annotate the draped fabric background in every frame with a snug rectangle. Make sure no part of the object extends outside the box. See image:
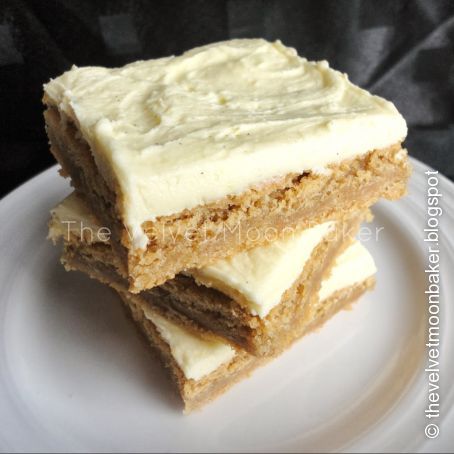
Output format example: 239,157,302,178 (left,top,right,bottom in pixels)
1,0,453,197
